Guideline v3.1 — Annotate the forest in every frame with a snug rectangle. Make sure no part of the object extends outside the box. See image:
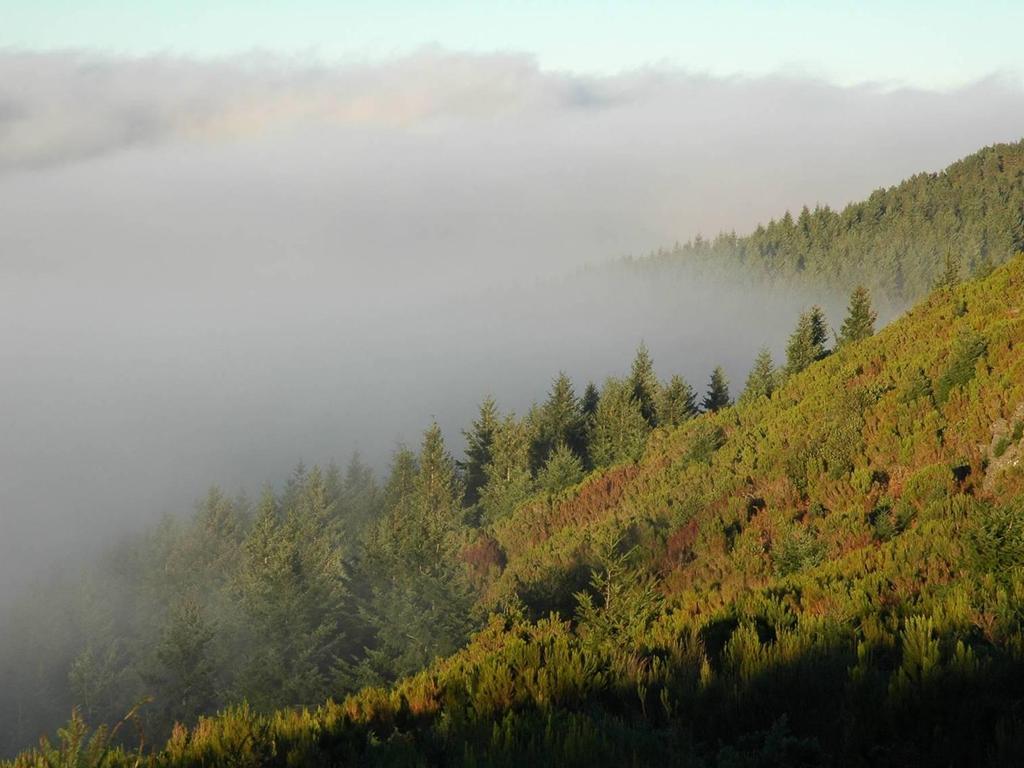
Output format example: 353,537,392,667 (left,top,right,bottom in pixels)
3,141,1024,766
634,140,1024,307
